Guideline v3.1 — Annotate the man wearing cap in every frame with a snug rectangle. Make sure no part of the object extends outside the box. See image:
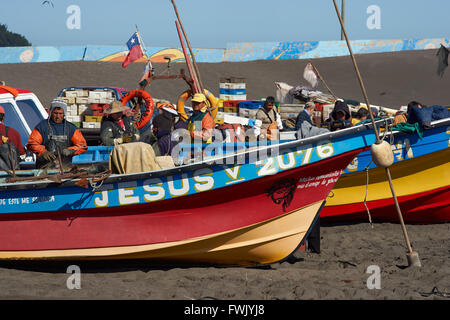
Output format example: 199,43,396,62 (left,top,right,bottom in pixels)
27,99,87,169
100,100,140,146
0,105,26,170
186,93,215,143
